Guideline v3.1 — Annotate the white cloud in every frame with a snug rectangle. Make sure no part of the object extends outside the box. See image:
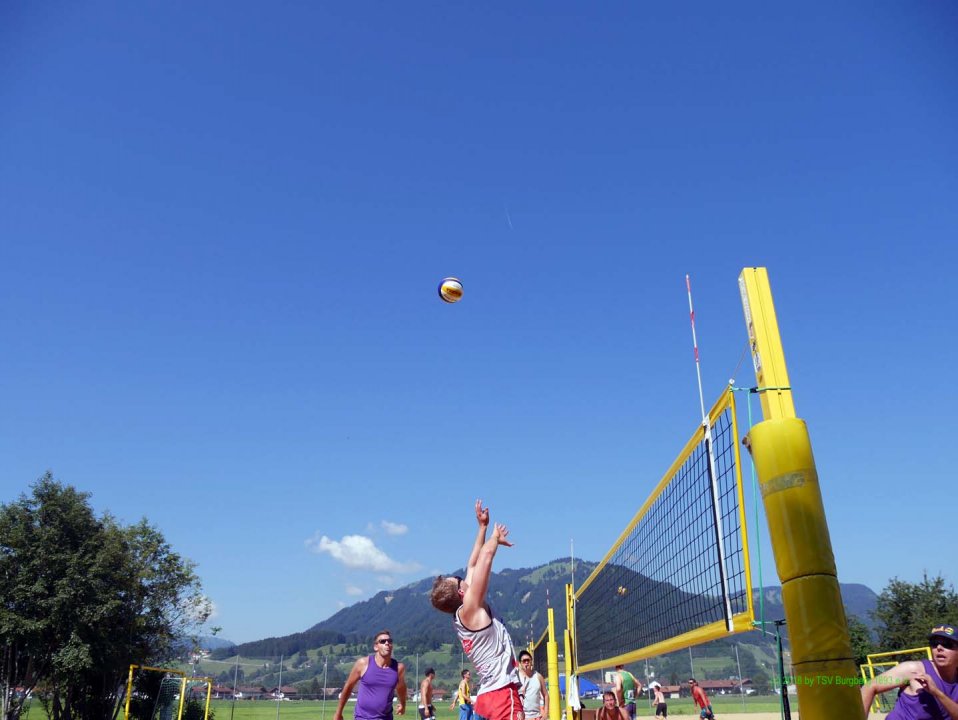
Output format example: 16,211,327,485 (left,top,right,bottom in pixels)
305,532,419,573
381,520,408,536
345,584,364,596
